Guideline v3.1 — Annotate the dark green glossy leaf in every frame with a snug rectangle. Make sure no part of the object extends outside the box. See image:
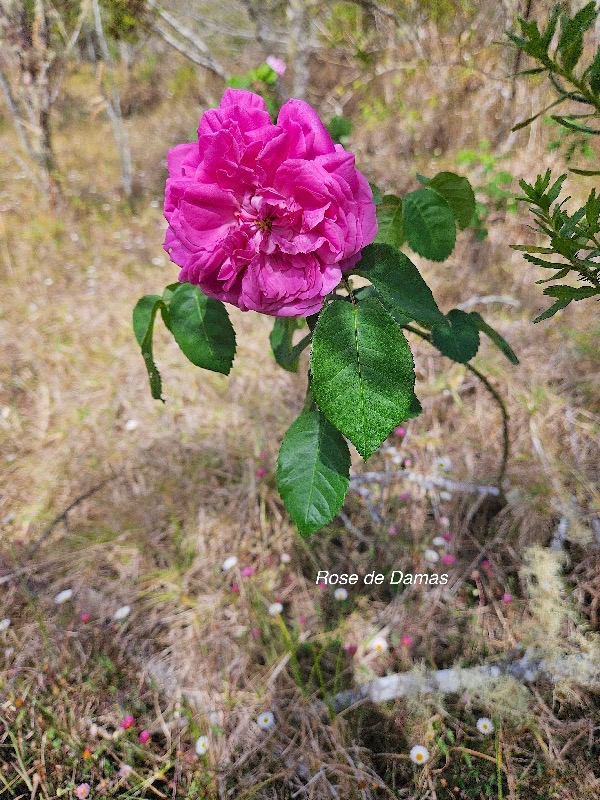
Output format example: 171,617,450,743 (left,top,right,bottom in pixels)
355,243,445,326
402,188,456,261
374,195,404,249
168,283,236,374
427,172,476,230
270,317,309,372
132,294,165,401
311,297,415,460
277,410,350,536
468,312,519,365
431,309,480,363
